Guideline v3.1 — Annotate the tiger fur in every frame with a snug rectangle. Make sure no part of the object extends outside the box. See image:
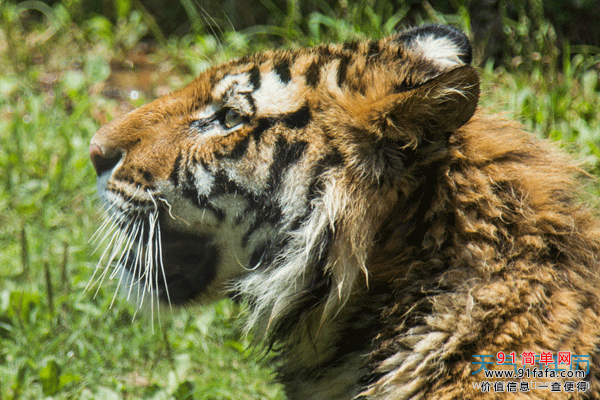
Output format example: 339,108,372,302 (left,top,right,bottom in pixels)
90,25,600,399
